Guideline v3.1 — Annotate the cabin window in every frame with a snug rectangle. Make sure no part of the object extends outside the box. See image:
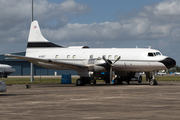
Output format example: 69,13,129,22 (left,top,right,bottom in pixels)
55,55,59,58
72,55,76,59
90,55,93,59
108,55,112,59
114,55,118,59
148,53,154,57
67,55,70,59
